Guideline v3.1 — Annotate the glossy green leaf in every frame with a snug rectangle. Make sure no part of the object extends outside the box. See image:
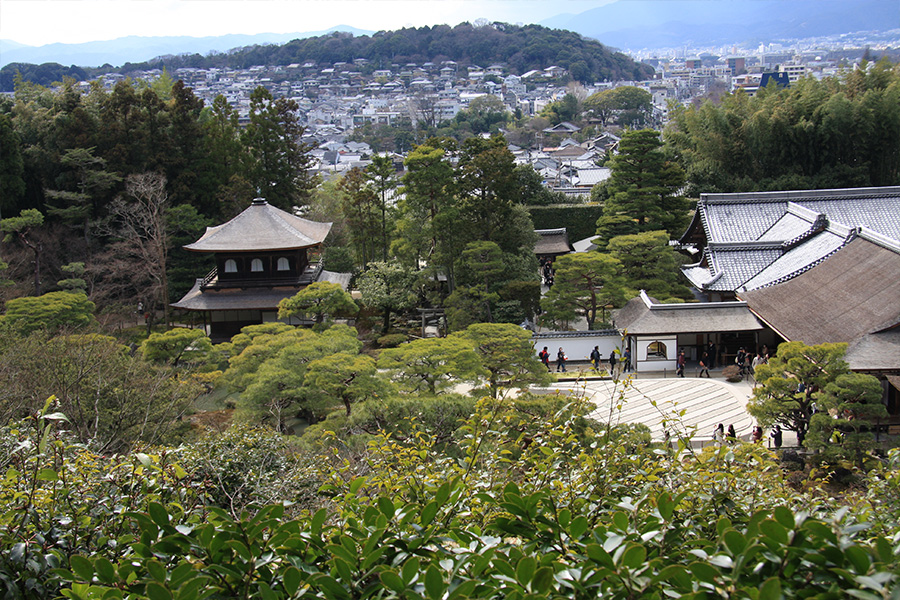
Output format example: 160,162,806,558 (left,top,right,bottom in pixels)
68,555,94,582
758,576,782,600
282,566,302,595
147,560,167,583
421,501,438,526
93,557,116,584
657,492,674,521
424,565,445,600
378,496,395,519
516,556,536,585
146,583,173,600
148,502,169,528
722,529,746,555
380,571,406,593
569,515,589,539
620,543,647,570
447,580,477,600
688,561,718,584
844,545,871,574
37,468,59,481
402,556,420,585
532,566,554,593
